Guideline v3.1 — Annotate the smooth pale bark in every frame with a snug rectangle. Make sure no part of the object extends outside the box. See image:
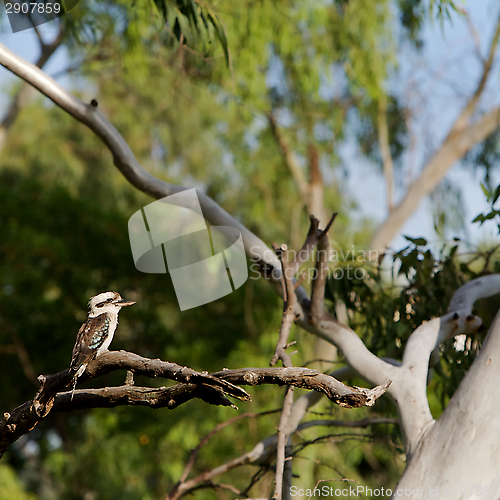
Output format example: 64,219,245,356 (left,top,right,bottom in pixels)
394,311,500,497
0,43,280,271
378,97,395,212
370,14,500,256
370,105,500,256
